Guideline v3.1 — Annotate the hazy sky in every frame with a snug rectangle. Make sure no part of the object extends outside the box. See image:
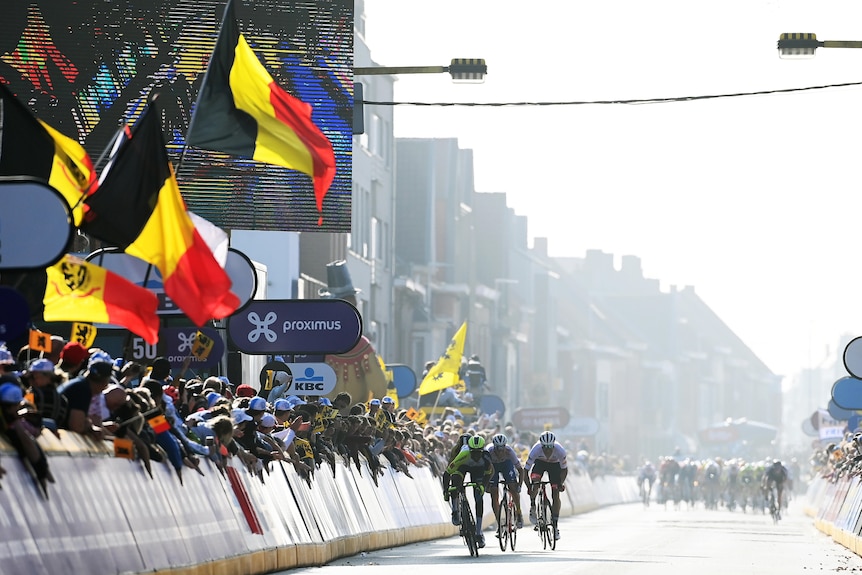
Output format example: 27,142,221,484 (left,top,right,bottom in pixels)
362,0,862,380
